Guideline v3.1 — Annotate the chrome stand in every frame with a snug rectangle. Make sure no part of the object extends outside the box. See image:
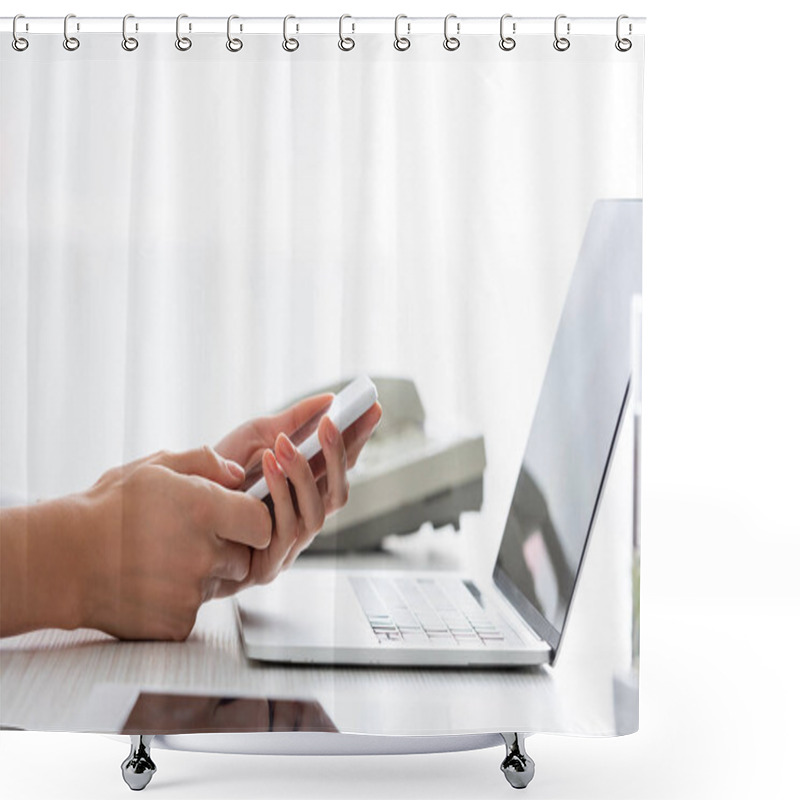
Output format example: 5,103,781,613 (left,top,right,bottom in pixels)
500,732,535,789
121,735,156,791
118,732,534,790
